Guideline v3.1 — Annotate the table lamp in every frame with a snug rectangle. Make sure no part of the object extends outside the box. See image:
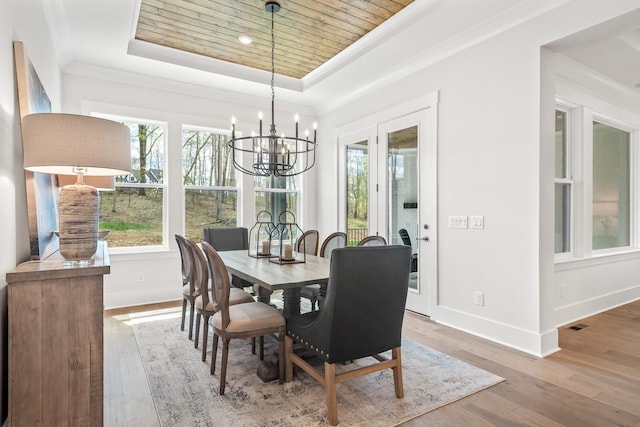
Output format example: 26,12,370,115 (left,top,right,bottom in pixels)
21,113,130,262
